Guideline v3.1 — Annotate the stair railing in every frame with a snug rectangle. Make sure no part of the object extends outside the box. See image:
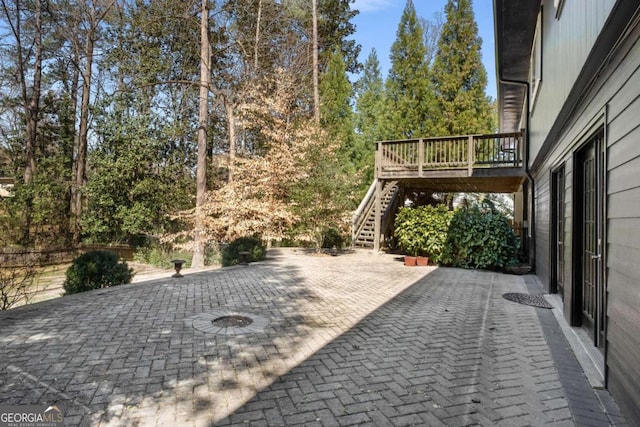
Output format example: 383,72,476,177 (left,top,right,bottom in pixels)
380,185,402,246
352,180,399,247
352,180,377,244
